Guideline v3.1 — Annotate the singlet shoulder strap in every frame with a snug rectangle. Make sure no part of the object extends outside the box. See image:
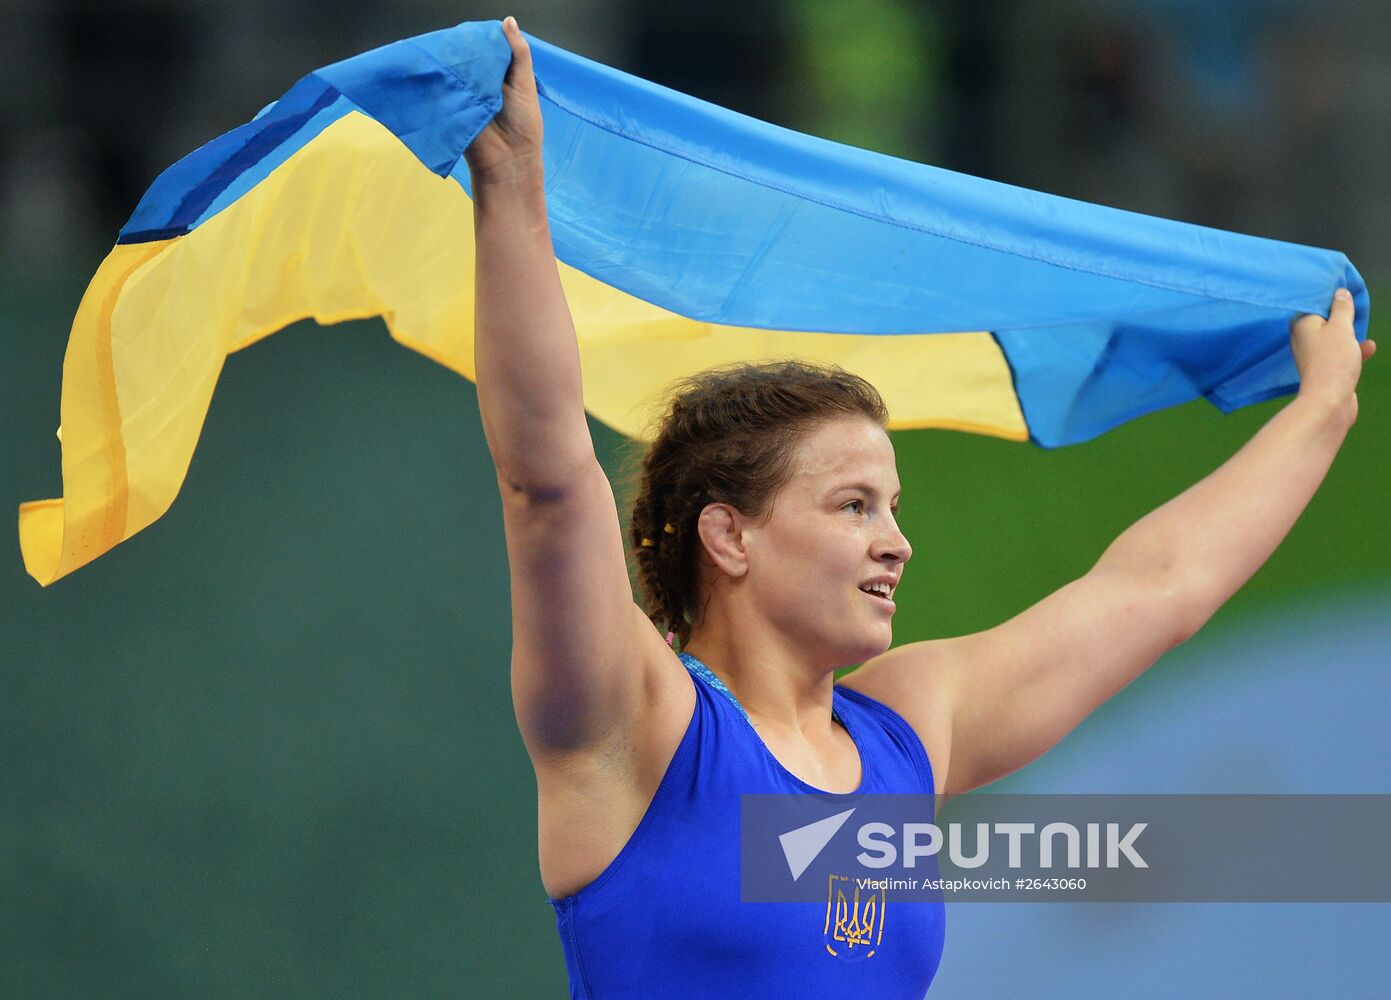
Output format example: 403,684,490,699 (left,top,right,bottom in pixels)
677,652,843,725
678,652,745,718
